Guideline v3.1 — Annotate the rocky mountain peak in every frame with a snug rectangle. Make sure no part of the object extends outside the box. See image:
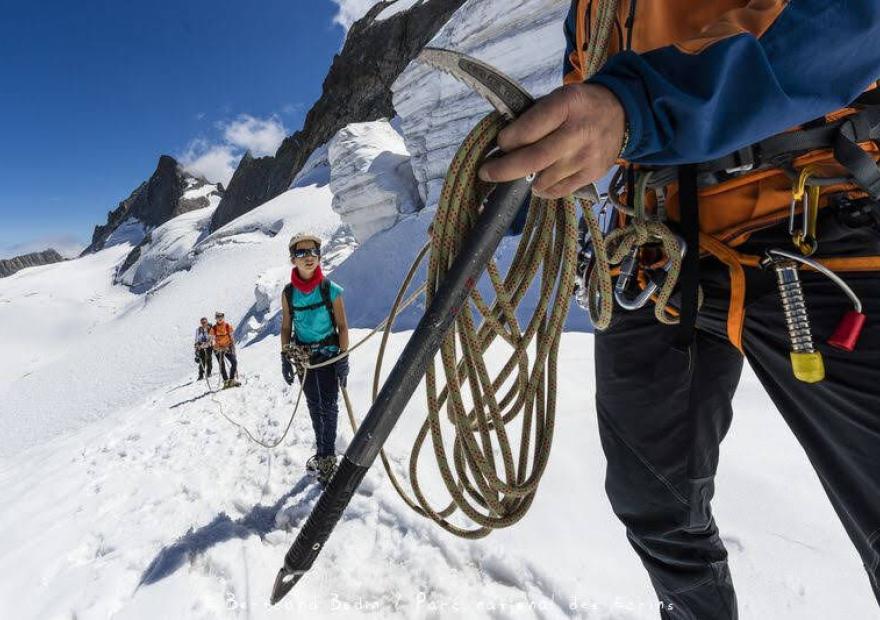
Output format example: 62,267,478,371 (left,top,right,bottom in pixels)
208,0,467,232
84,155,224,254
